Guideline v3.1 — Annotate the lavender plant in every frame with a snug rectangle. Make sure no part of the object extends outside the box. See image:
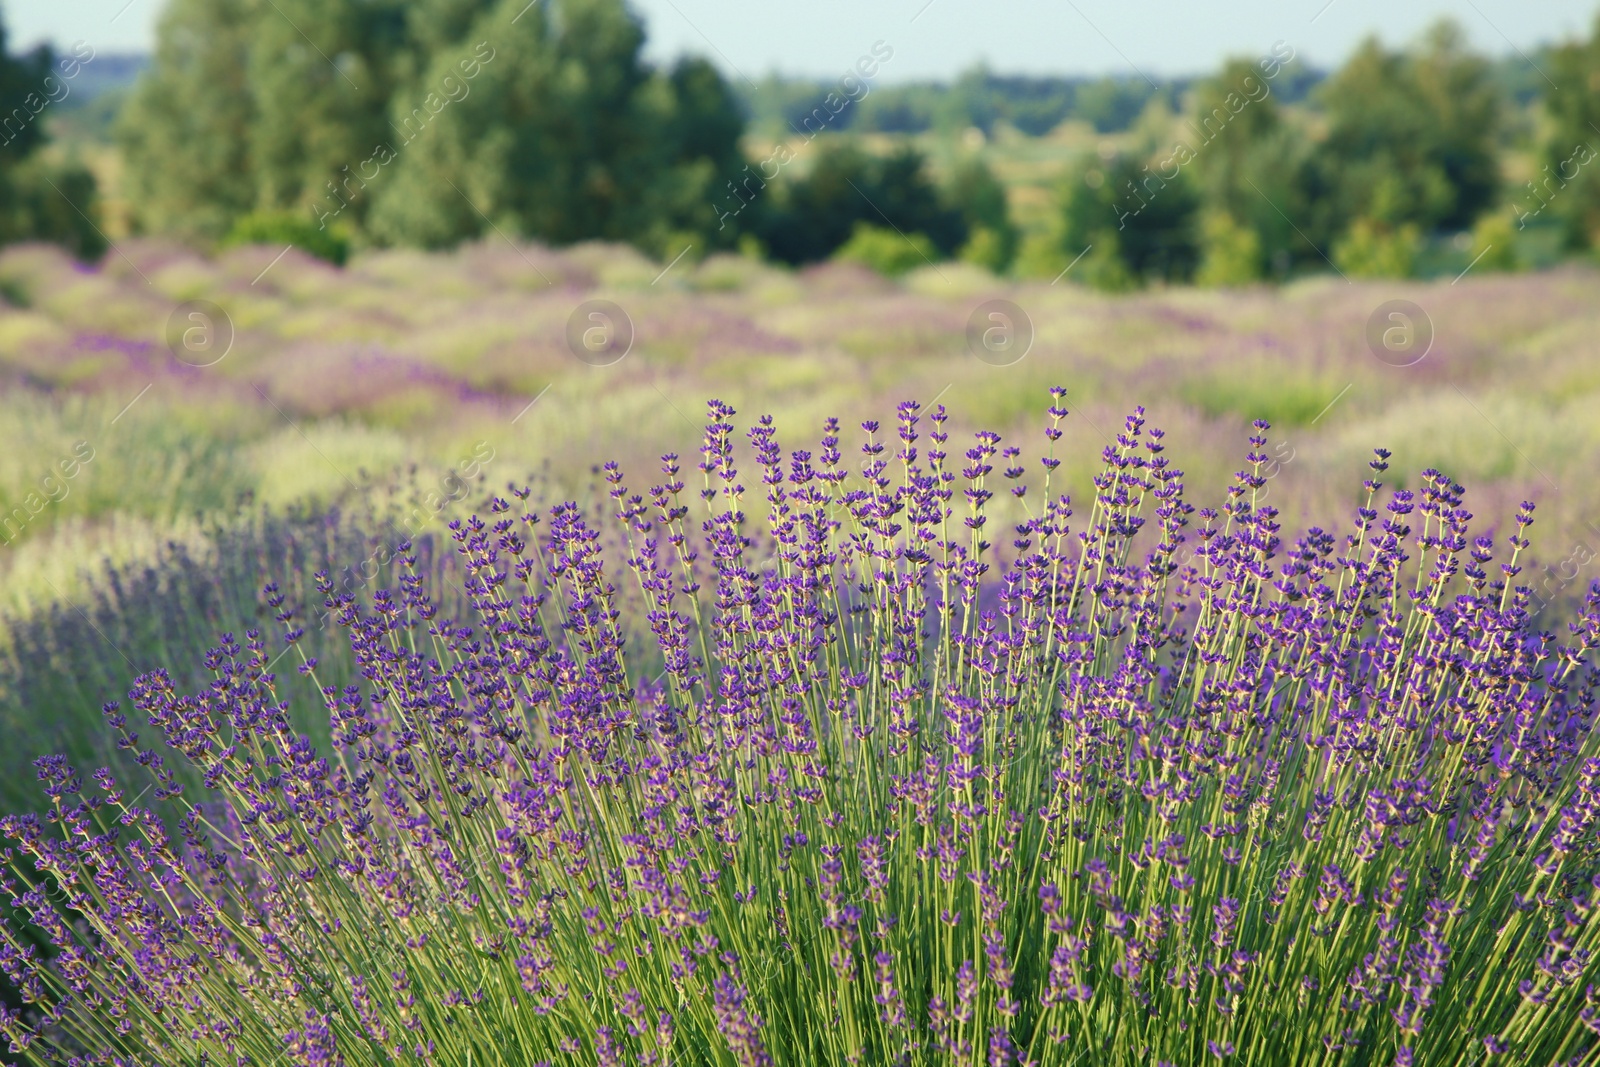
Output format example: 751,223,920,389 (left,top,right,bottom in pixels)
3,394,1599,1067
0,503,475,817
